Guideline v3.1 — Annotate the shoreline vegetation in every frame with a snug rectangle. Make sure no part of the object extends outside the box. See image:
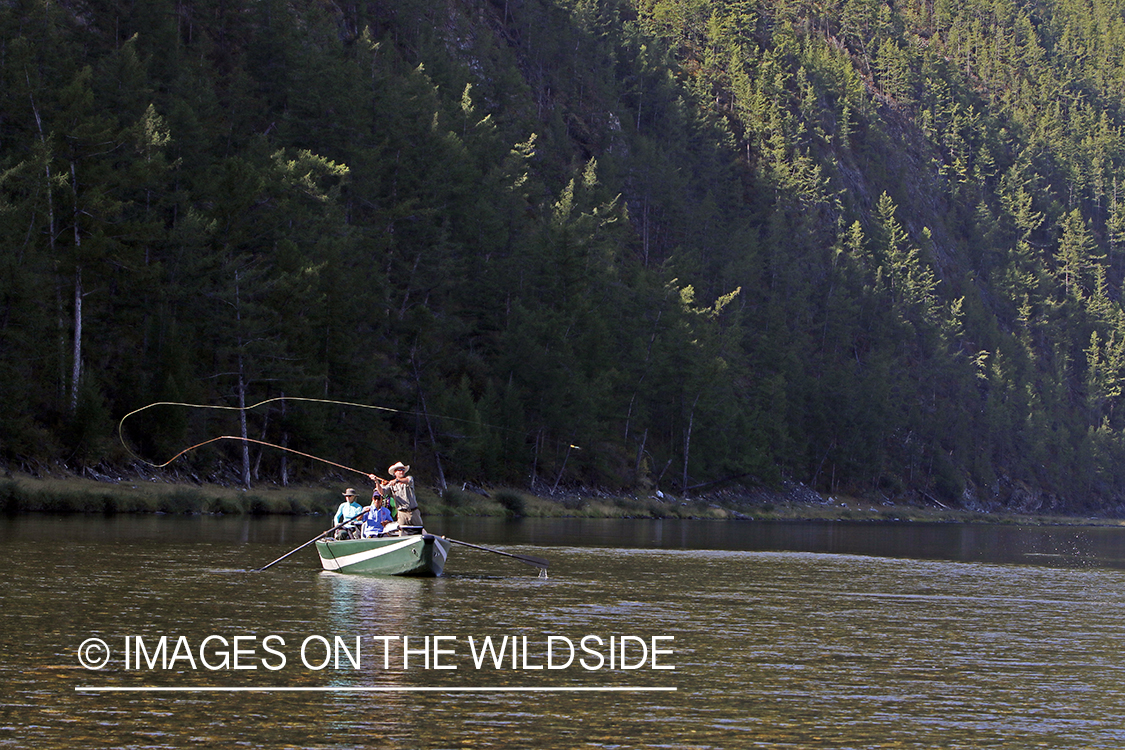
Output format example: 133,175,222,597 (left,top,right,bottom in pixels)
3,471,1123,529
